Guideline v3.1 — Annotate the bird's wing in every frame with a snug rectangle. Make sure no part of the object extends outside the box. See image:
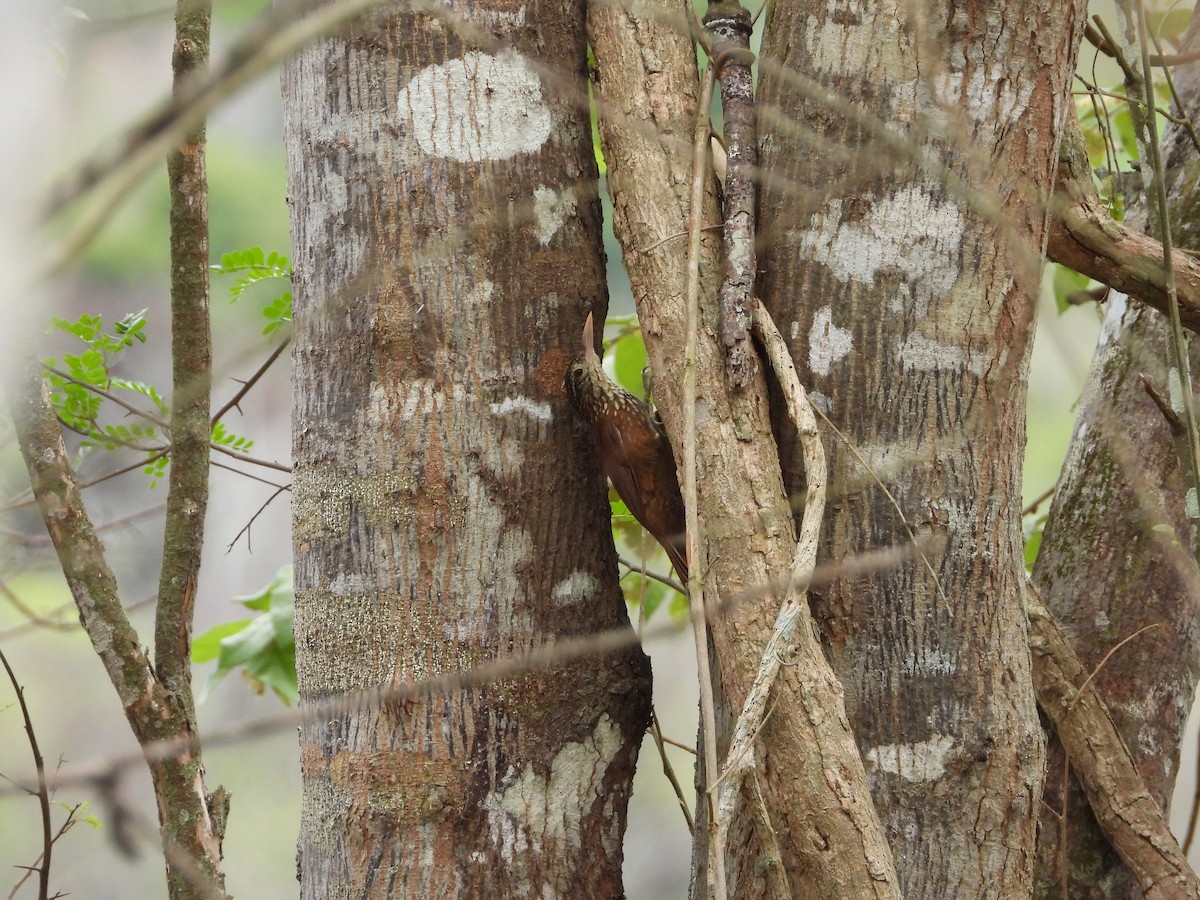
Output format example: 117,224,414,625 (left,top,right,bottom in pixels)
597,417,652,527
